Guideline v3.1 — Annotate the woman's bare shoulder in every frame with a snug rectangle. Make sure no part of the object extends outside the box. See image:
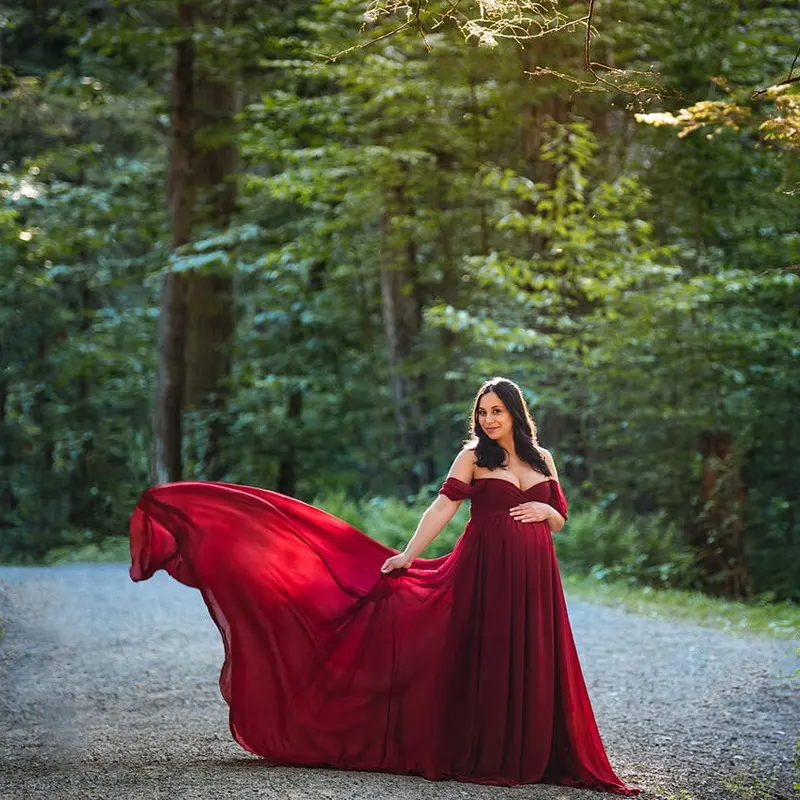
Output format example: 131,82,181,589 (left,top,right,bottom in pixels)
446,446,477,482
536,446,559,478
455,446,478,467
